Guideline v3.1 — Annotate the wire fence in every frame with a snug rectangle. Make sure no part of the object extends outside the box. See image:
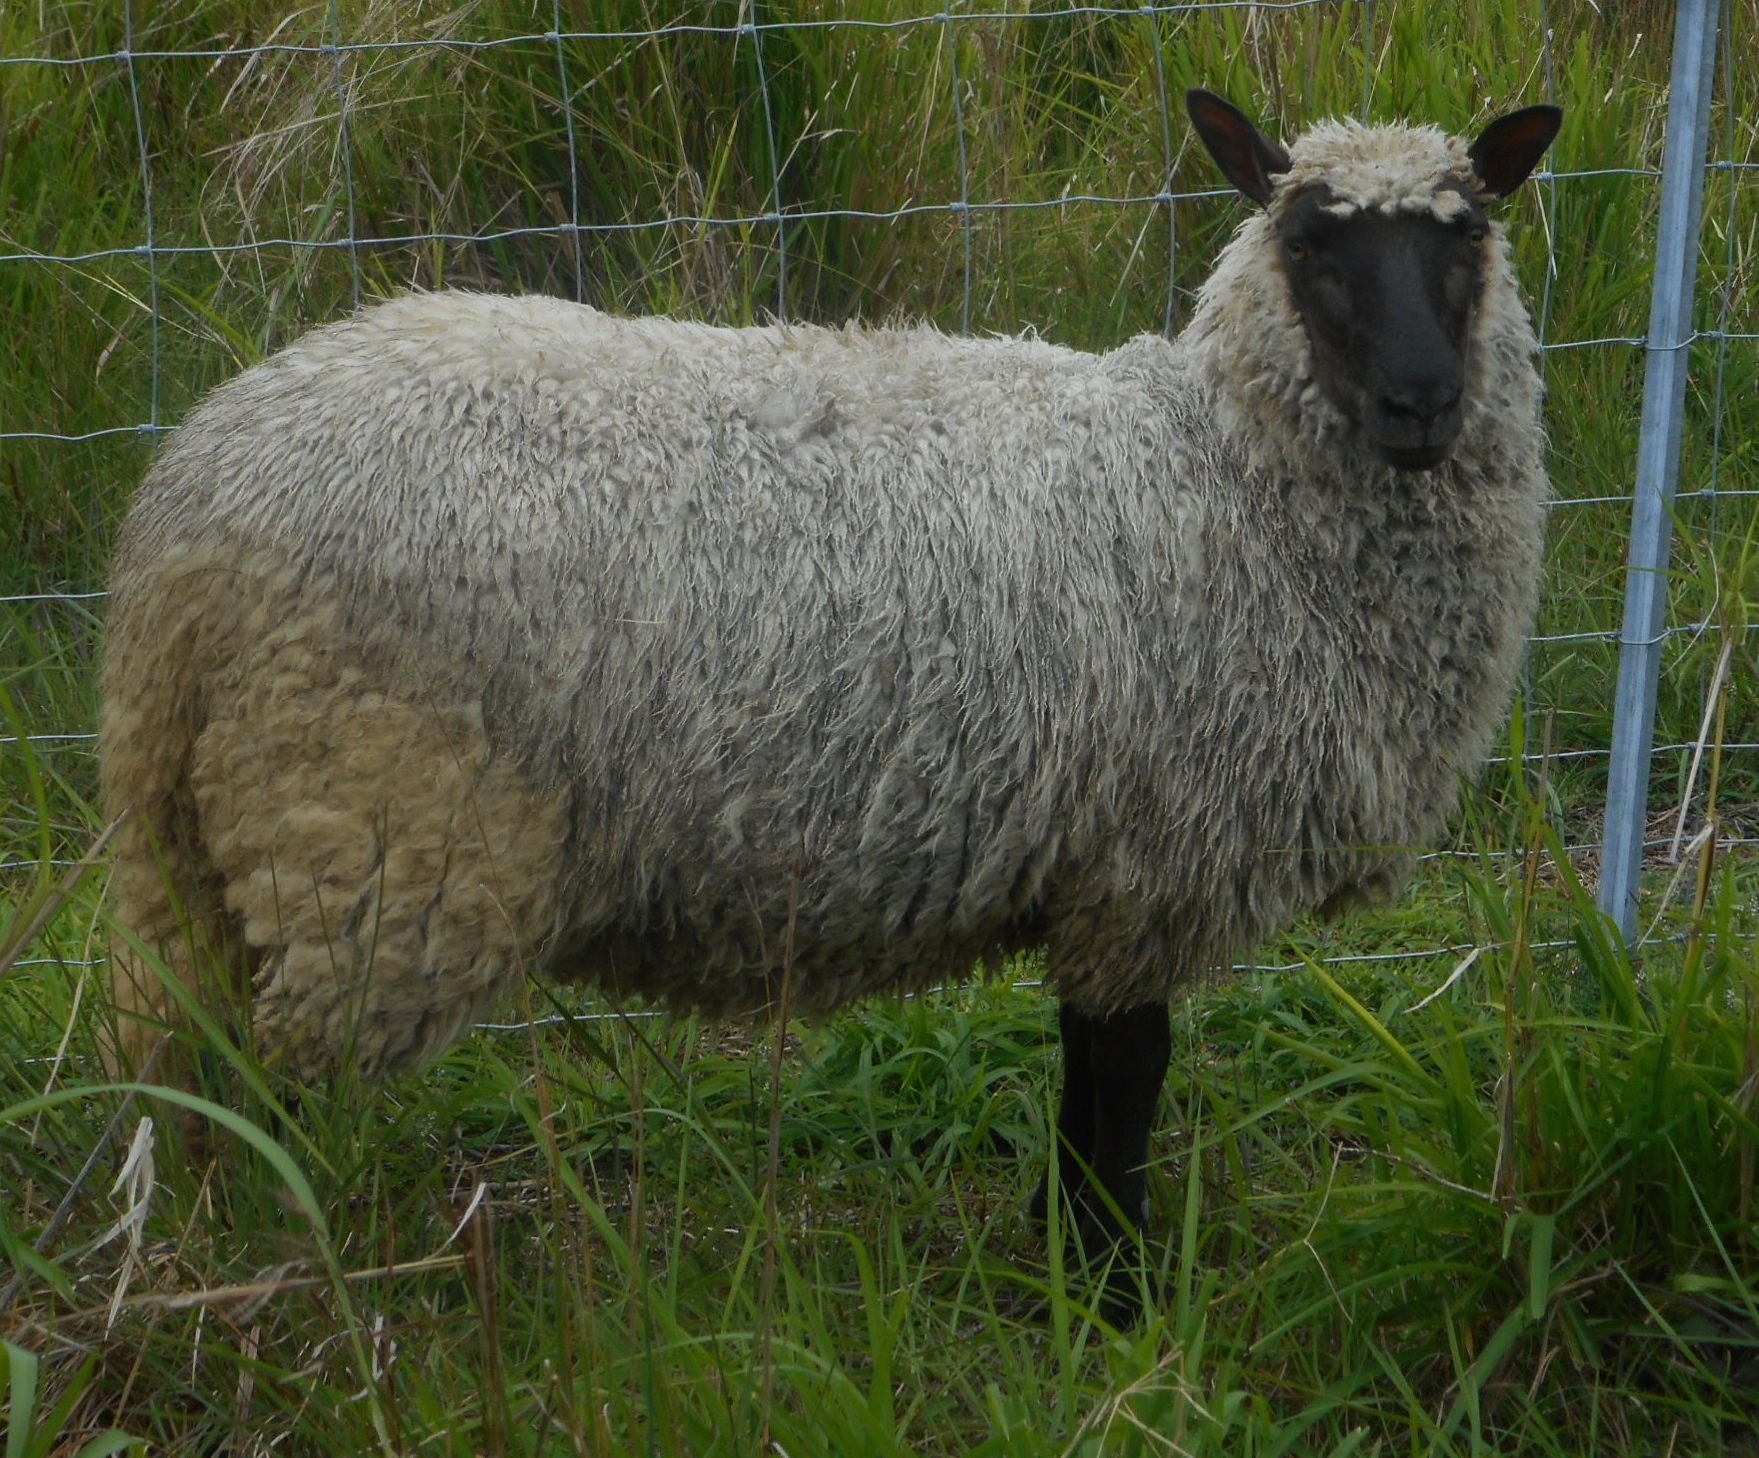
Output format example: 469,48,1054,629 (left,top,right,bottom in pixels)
0,0,1754,1001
